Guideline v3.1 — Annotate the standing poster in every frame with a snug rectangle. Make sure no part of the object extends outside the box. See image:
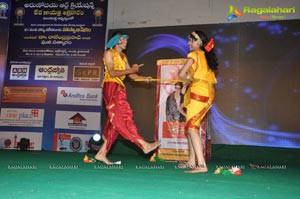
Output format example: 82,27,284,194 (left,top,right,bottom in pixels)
0,0,108,151
155,59,210,161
